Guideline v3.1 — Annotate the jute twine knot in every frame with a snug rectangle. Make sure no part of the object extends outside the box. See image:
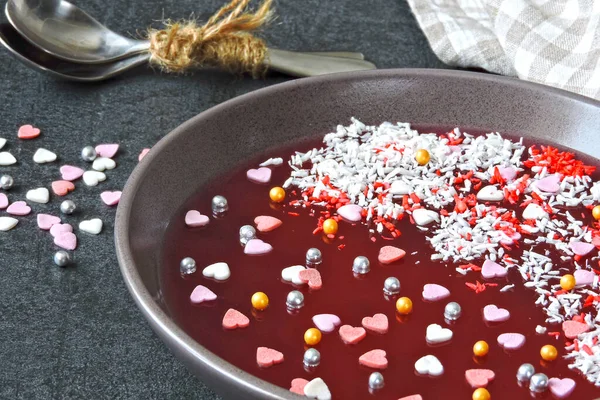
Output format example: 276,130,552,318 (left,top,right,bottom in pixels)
148,0,273,77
